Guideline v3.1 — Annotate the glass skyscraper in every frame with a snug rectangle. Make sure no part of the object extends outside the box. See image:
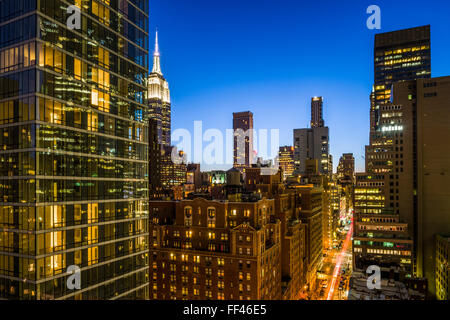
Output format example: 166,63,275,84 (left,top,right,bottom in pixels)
0,0,149,299
367,26,431,175
371,25,431,131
